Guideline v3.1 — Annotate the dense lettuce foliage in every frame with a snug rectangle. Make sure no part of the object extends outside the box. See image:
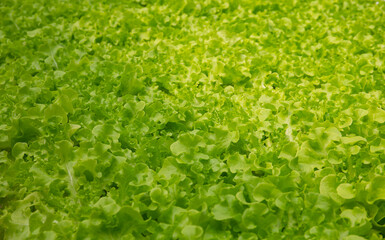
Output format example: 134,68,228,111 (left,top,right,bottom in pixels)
1,0,385,239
